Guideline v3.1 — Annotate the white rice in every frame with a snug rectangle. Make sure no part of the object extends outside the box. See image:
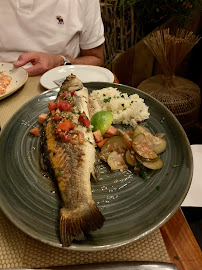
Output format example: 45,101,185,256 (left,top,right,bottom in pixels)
90,87,150,128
